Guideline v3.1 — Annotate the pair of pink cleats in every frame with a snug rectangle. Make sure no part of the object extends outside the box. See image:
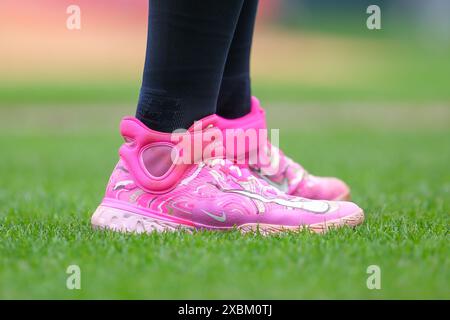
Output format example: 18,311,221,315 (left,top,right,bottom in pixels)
92,97,364,234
